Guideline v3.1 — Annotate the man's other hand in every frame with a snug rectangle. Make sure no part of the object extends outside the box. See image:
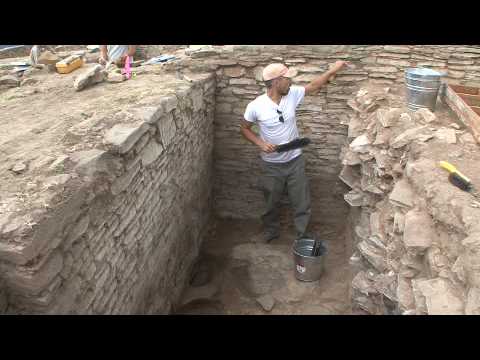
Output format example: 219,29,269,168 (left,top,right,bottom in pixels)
259,141,277,153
